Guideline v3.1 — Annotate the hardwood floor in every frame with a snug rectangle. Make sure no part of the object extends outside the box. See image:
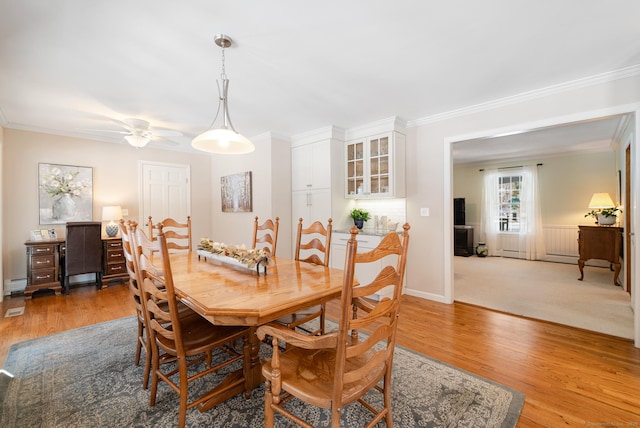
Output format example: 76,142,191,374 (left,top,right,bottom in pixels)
2,286,639,426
